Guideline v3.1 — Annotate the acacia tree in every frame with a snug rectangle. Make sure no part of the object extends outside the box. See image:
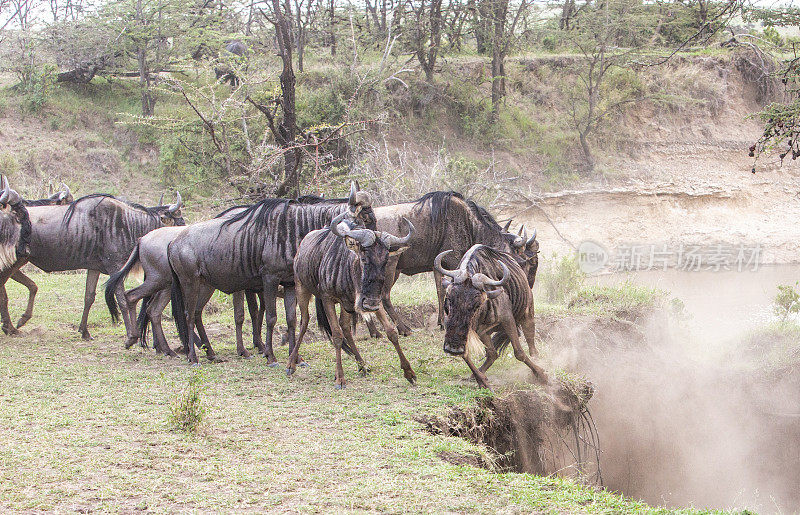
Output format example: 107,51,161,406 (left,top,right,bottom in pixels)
406,0,444,82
